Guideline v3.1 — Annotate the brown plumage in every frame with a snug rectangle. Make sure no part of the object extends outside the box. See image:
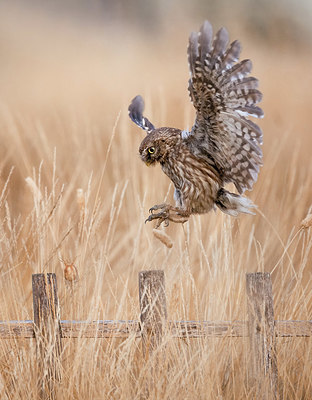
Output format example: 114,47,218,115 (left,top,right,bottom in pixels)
128,21,263,228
